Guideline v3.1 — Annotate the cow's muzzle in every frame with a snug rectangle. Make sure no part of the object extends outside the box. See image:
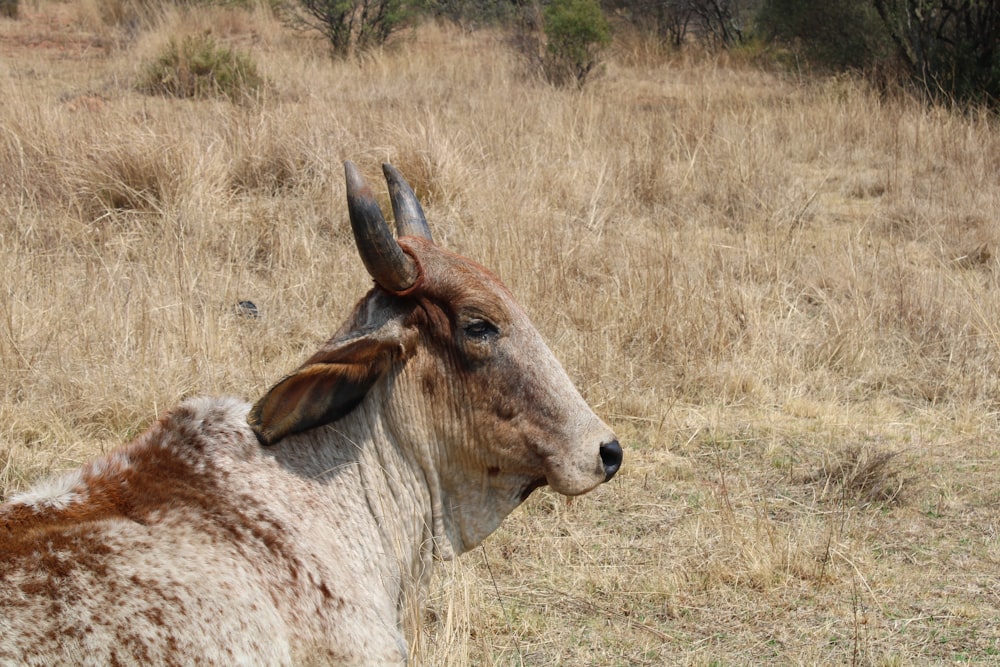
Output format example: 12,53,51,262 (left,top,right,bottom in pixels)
599,439,623,482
